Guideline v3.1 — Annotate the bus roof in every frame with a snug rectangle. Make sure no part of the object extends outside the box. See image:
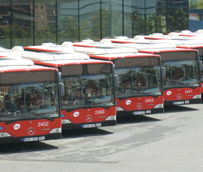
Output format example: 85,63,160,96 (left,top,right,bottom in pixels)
138,48,197,54
23,42,75,53
169,29,203,37
88,53,160,61
176,44,203,49
0,63,57,73
30,59,113,68
0,48,22,60
115,42,177,49
72,39,139,53
73,46,138,55
12,48,90,61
